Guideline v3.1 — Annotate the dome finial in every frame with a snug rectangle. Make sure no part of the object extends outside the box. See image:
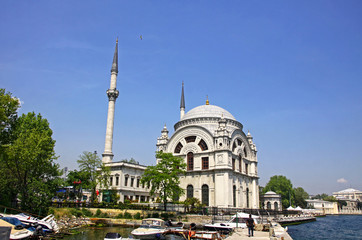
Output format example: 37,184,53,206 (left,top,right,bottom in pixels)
206,95,209,105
